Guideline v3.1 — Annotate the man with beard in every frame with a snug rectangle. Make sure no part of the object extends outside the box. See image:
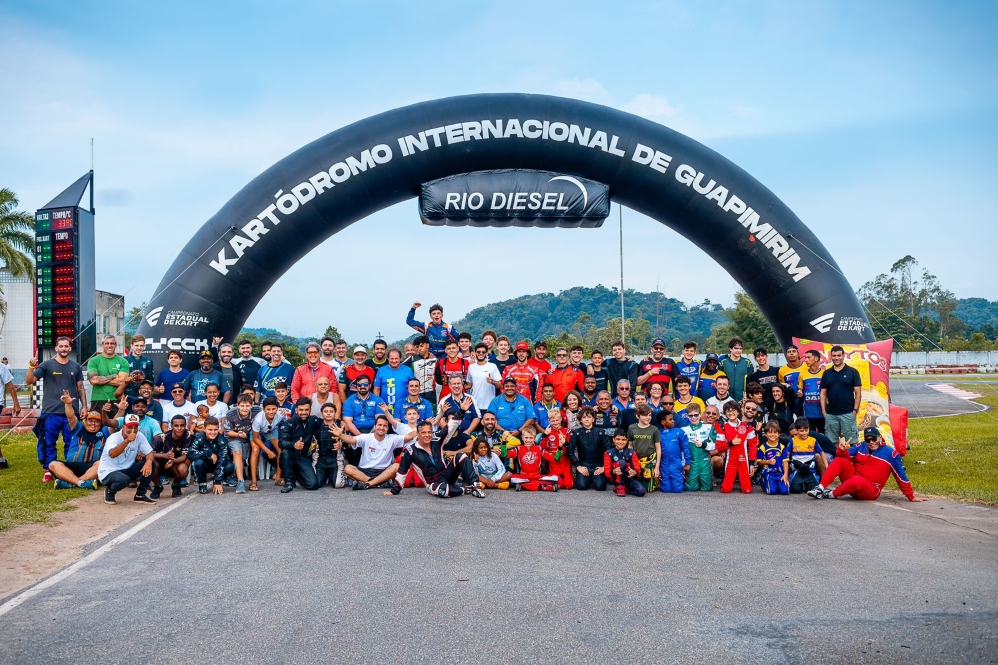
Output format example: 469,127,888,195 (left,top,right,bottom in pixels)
406,336,438,409
502,342,540,402
387,421,486,498
637,338,678,397
593,391,621,449
277,398,322,493
184,350,232,404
